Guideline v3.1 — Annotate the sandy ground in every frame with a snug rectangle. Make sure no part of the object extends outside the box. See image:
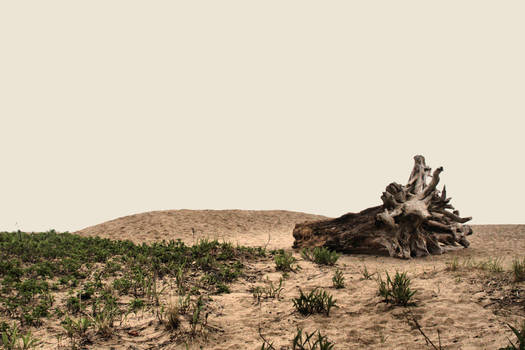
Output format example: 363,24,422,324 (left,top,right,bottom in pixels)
30,211,525,349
